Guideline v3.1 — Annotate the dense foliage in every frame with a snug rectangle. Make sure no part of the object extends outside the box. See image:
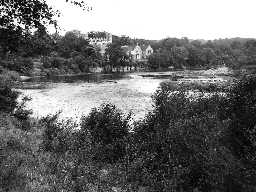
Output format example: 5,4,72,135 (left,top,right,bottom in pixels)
105,42,130,72
0,0,94,75
0,29,103,75
1,74,256,191
111,36,256,71
39,30,102,75
80,104,130,164
146,38,256,70
125,80,256,191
